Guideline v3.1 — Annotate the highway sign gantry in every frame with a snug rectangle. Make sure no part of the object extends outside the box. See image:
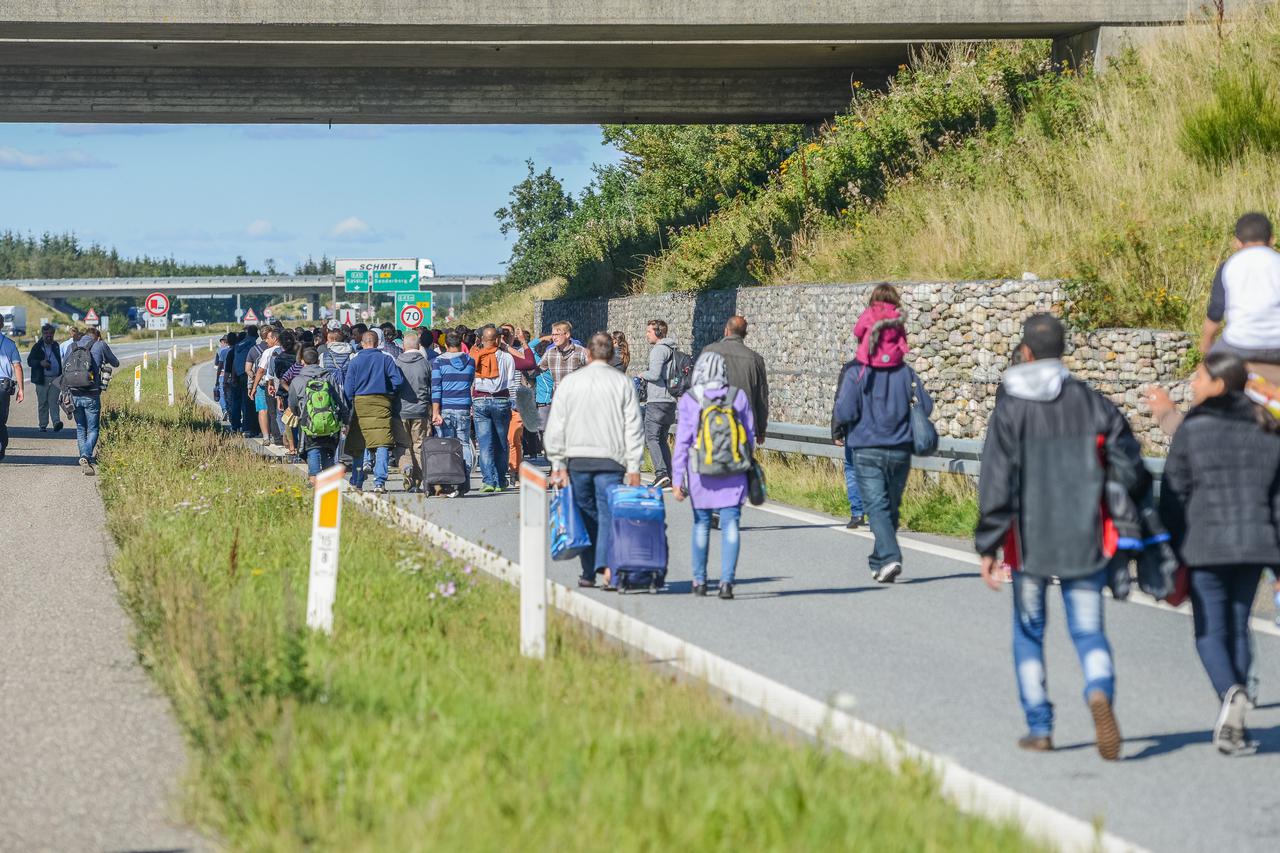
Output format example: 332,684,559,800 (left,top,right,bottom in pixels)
145,292,170,317
371,270,419,293
344,270,371,293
